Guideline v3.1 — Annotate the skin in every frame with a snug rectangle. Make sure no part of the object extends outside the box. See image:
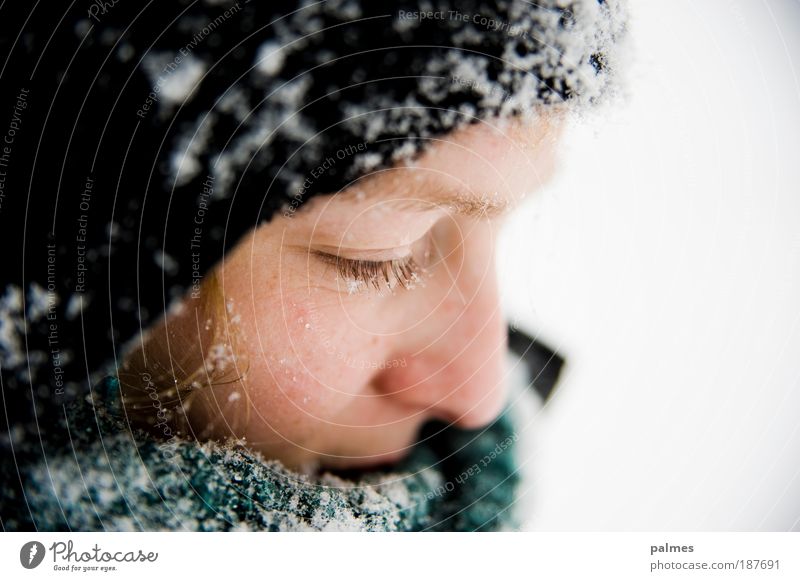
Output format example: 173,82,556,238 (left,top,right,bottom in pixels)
122,112,563,471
